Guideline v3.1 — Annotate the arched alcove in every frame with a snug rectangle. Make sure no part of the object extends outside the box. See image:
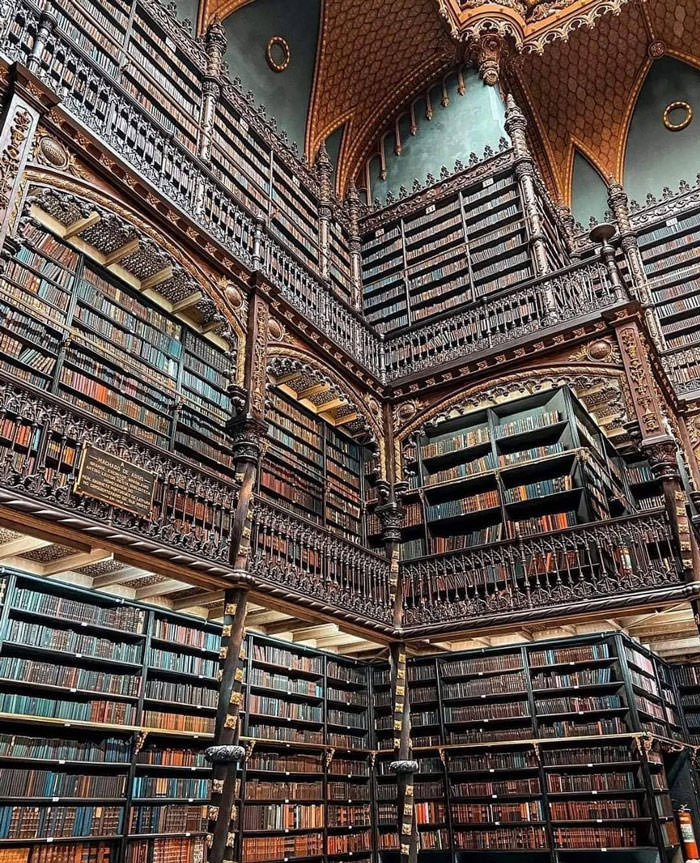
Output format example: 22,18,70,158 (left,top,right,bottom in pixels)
571,149,609,226
368,68,505,203
623,56,700,204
